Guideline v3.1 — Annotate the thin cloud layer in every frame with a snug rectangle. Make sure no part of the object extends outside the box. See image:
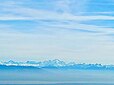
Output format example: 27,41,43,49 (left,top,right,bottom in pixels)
0,0,114,64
